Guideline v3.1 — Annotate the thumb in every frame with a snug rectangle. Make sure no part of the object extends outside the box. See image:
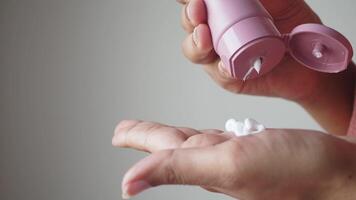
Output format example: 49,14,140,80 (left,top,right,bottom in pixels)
259,0,320,32
259,0,304,17
121,146,230,198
